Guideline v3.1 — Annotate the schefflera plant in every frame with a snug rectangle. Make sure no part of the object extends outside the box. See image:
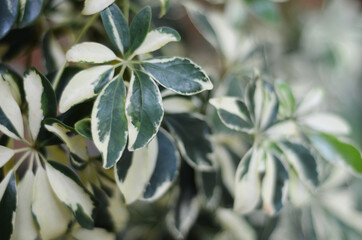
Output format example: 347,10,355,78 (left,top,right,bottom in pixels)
210,72,362,216
0,66,96,239
57,3,213,203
